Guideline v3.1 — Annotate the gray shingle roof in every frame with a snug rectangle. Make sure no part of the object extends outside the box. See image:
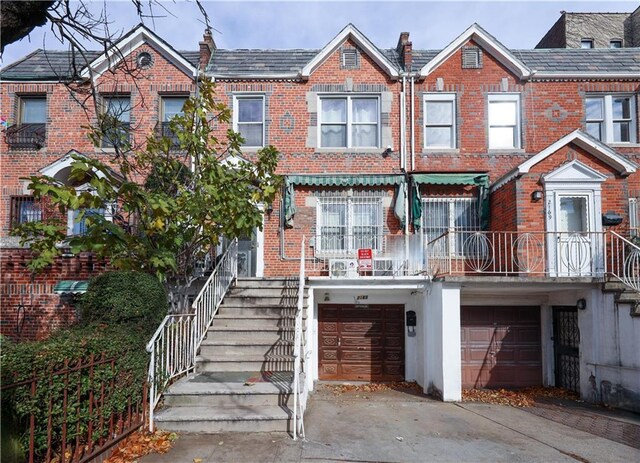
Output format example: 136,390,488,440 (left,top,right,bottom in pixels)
3,46,639,80
1,49,200,80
